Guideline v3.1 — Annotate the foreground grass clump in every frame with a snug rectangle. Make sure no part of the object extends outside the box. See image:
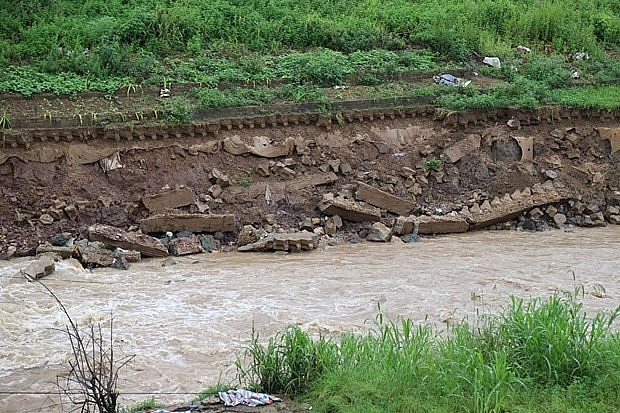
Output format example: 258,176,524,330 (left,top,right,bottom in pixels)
236,295,620,413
